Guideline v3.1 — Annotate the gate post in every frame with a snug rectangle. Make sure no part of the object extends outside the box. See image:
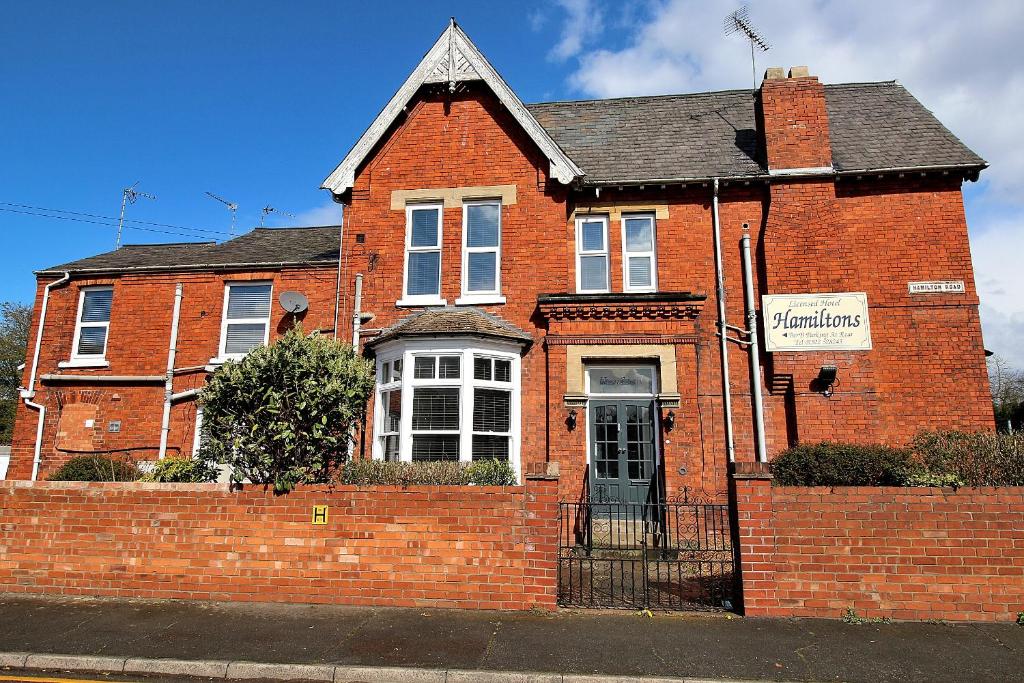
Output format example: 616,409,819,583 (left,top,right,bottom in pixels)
728,461,774,615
